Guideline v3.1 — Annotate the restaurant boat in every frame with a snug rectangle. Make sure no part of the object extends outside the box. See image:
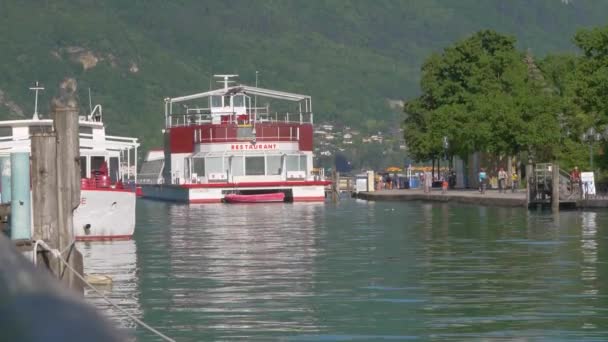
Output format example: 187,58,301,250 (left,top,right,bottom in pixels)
0,93,139,240
139,74,330,203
